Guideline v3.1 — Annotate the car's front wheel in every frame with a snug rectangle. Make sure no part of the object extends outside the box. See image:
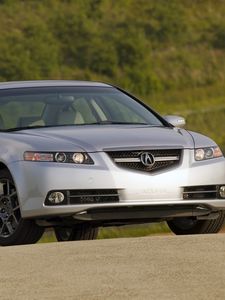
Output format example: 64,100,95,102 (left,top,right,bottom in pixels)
0,169,44,246
54,224,99,242
167,212,225,235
